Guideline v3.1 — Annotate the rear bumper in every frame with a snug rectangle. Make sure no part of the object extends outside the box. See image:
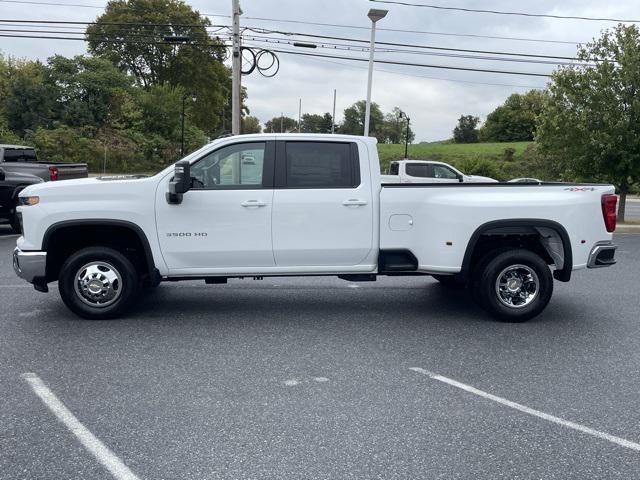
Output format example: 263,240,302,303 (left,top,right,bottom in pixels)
587,242,617,268
12,247,46,283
